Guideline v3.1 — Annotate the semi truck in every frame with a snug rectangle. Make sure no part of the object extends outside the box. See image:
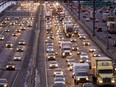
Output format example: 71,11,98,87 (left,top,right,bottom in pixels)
45,11,51,21
92,57,115,86
72,63,90,84
60,41,72,58
64,23,74,37
106,16,115,26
